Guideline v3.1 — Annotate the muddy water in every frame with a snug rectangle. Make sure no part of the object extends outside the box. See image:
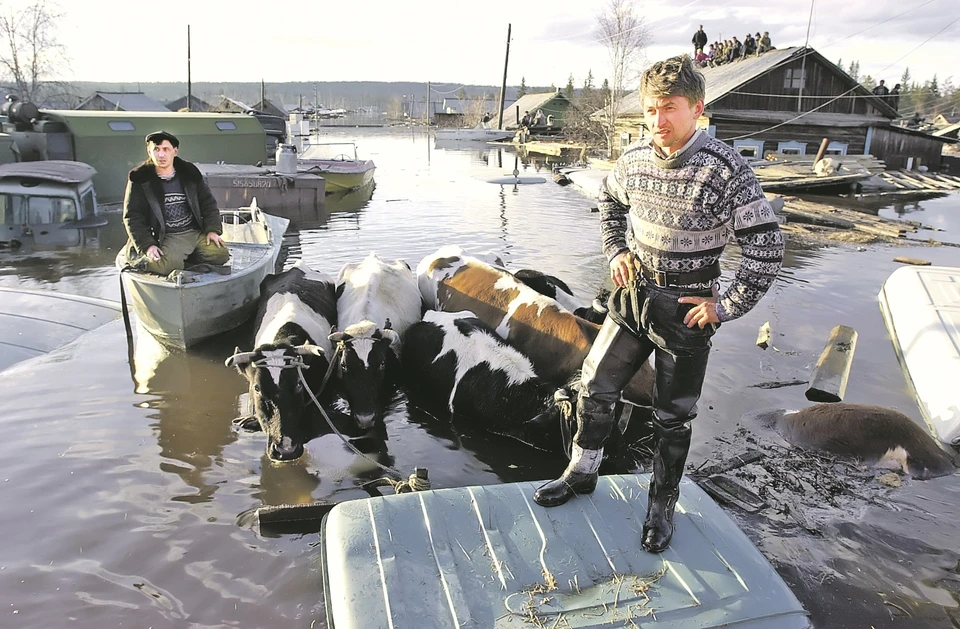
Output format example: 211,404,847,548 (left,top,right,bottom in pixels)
1,127,959,628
